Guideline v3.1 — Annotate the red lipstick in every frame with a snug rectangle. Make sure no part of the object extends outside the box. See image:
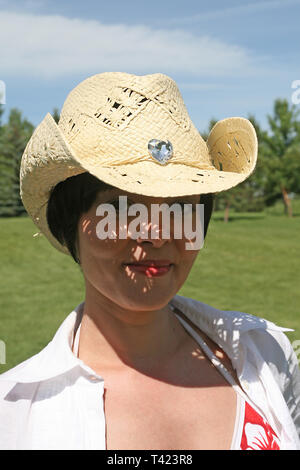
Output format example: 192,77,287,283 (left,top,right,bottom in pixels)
123,260,173,277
